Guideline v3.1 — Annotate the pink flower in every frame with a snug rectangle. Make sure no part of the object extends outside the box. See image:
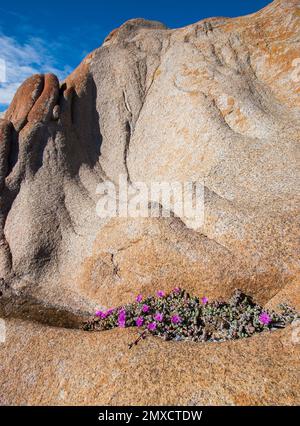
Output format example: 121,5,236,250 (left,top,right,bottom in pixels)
148,322,157,331
118,309,126,327
173,287,181,294
201,297,208,305
171,315,182,324
102,309,115,318
95,310,103,318
157,290,165,298
259,312,271,325
154,313,163,322
136,317,144,327
142,304,150,313
118,308,126,317
136,294,143,303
